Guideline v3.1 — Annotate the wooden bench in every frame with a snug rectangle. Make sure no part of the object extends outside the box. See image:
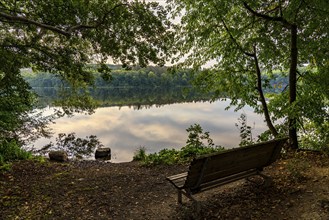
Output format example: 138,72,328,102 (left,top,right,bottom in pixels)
166,137,288,209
